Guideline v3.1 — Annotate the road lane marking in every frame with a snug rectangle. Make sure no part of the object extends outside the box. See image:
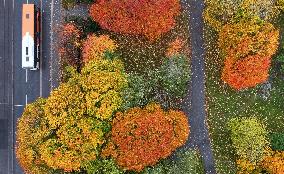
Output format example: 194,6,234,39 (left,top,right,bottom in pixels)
25,69,28,82
0,103,8,105
14,105,24,107
3,0,5,7
25,94,28,105
27,0,28,4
